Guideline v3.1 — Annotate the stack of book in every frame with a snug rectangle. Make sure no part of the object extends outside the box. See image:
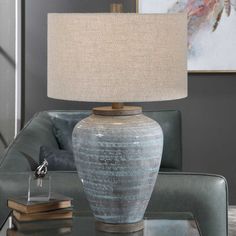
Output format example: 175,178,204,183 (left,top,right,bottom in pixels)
7,194,73,222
